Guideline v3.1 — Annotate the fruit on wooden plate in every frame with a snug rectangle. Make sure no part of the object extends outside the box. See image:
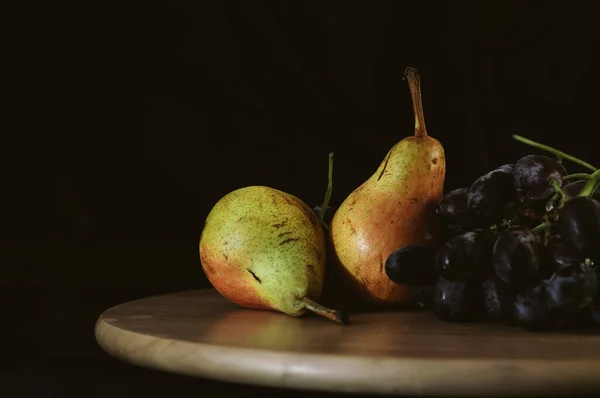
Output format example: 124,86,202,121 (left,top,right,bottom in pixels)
199,185,348,324
382,133,600,332
329,67,446,306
